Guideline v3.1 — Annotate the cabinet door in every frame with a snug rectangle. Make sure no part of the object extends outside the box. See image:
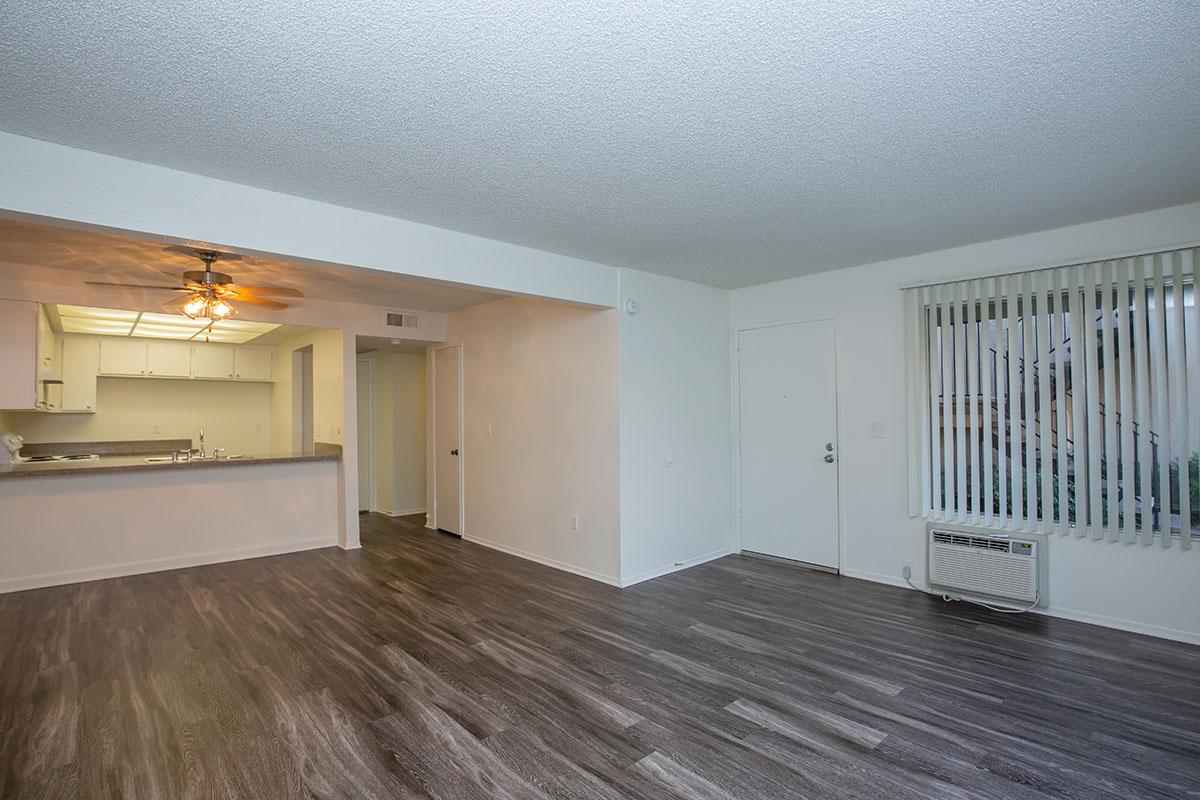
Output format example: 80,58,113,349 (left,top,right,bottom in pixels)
60,336,99,412
191,344,235,379
145,340,191,377
36,304,59,379
234,348,273,381
98,338,148,376
0,299,39,410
